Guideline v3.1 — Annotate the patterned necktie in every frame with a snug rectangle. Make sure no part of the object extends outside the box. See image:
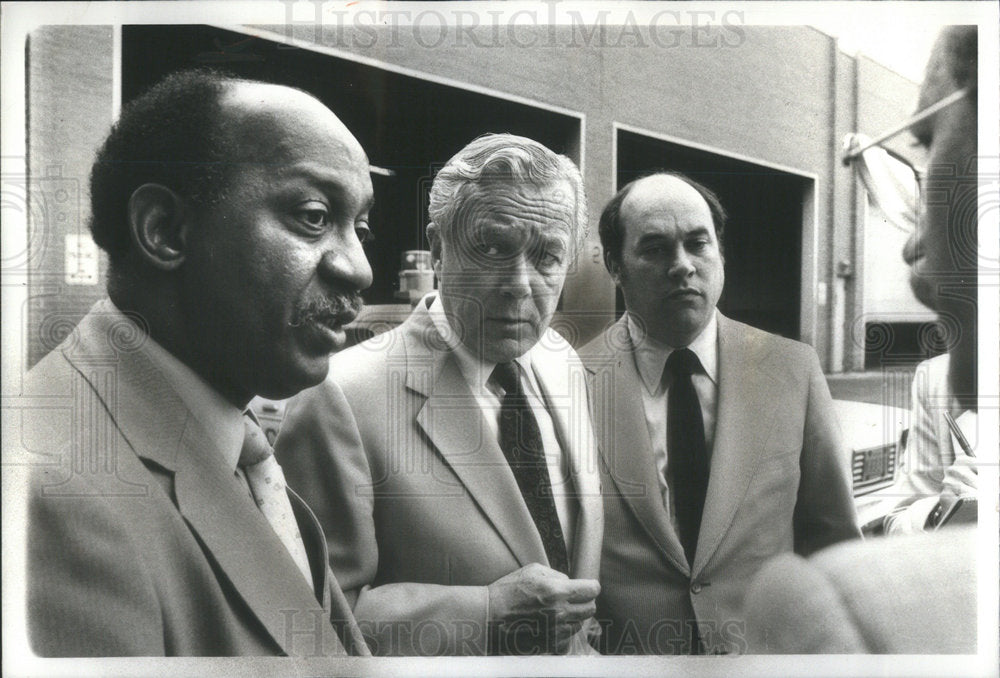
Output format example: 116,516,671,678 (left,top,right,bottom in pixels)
240,414,314,589
664,348,710,567
490,362,569,575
